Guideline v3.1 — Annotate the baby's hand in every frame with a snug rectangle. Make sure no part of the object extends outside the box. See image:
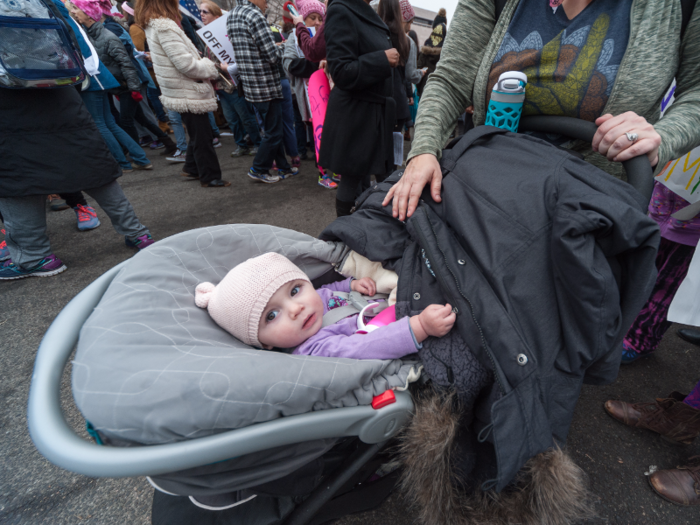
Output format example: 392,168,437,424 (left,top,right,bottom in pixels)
351,277,377,296
411,304,455,341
